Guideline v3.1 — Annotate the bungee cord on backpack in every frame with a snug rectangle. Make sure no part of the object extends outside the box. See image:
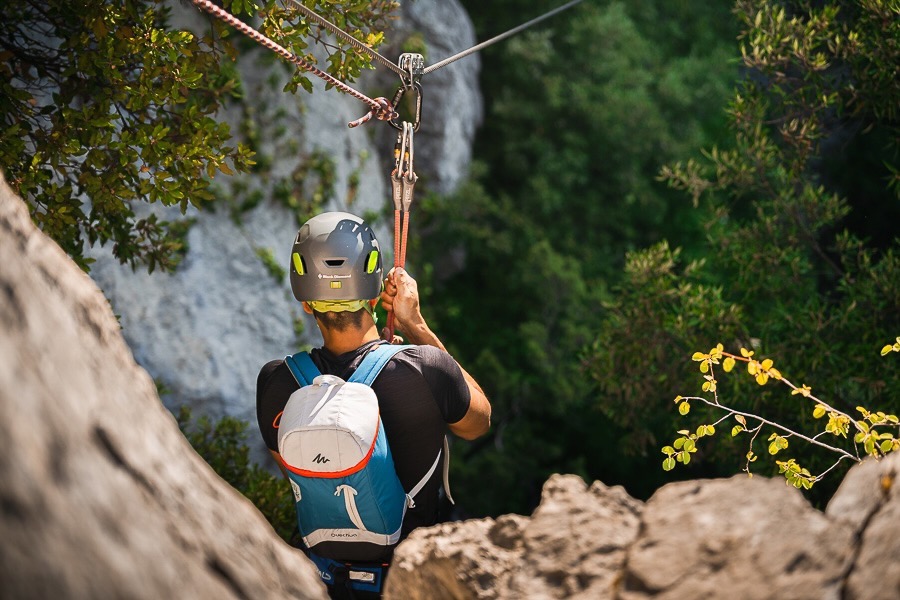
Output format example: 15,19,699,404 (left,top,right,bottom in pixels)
189,0,584,339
